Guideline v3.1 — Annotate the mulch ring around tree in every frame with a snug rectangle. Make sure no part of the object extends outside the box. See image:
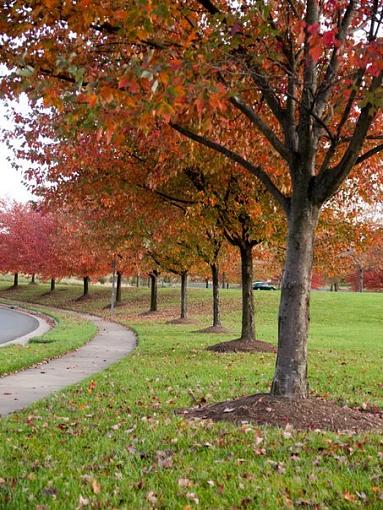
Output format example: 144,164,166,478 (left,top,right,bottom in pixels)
180,393,383,433
194,325,230,334
207,338,276,353
166,317,194,325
